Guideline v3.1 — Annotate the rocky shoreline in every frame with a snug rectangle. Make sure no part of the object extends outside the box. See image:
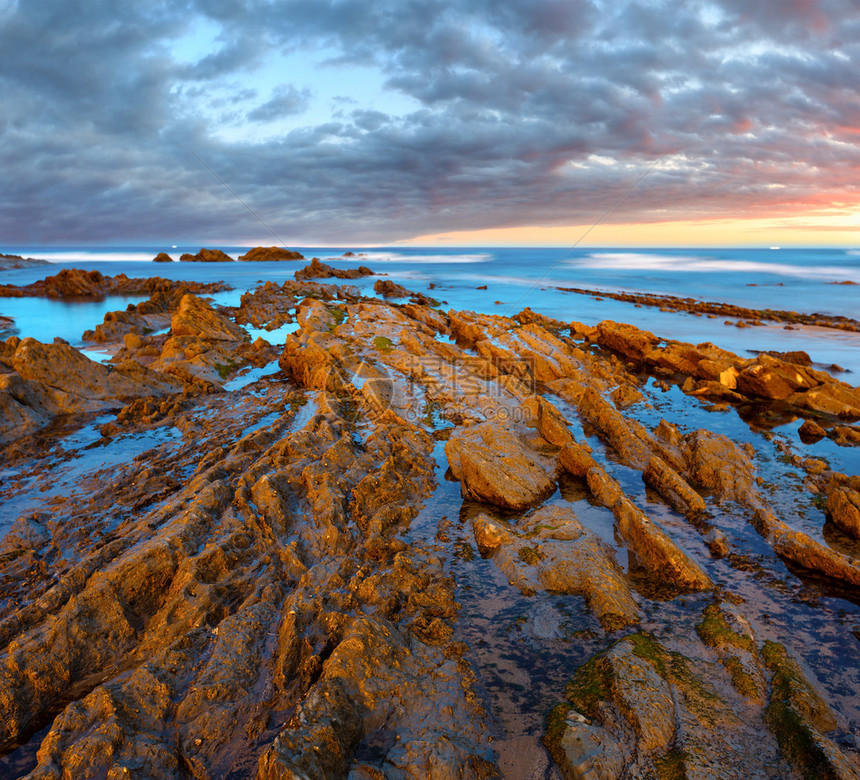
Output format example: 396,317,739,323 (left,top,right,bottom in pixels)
0,262,859,778
556,284,860,333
